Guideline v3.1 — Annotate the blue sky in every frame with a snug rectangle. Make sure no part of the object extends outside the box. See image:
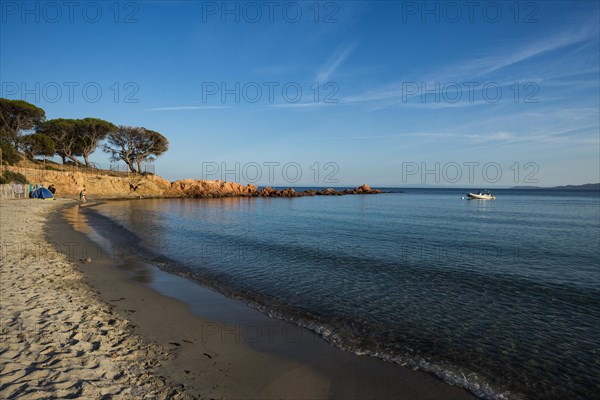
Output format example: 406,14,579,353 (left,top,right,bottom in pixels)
1,0,599,187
